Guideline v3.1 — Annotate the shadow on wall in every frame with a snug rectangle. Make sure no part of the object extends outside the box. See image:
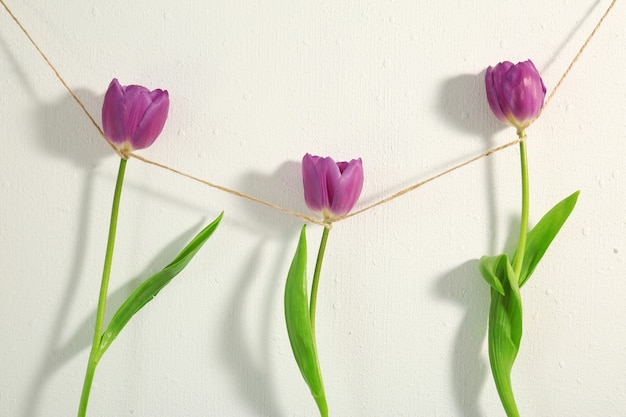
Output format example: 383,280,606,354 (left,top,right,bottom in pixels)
434,72,500,416
437,71,505,255
34,88,111,167
217,162,309,417
540,0,602,75
20,87,215,415
21,210,206,417
436,71,503,139
239,160,310,236
16,84,108,416
434,260,489,417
